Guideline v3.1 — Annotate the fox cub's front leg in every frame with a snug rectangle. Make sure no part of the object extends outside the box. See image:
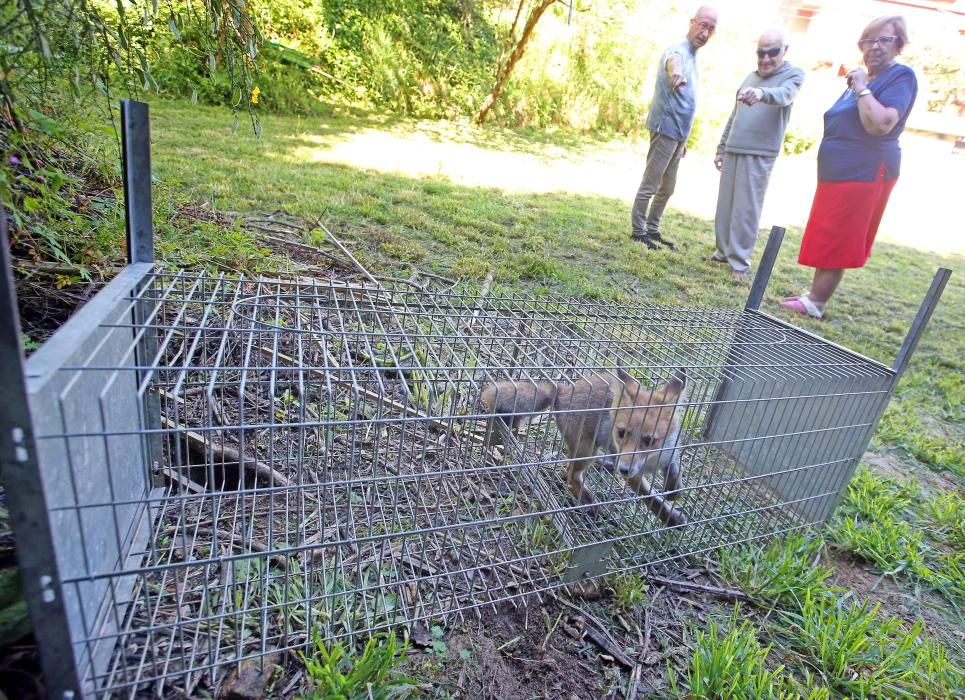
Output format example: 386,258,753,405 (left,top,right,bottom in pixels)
625,472,687,526
565,434,599,515
566,458,599,514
